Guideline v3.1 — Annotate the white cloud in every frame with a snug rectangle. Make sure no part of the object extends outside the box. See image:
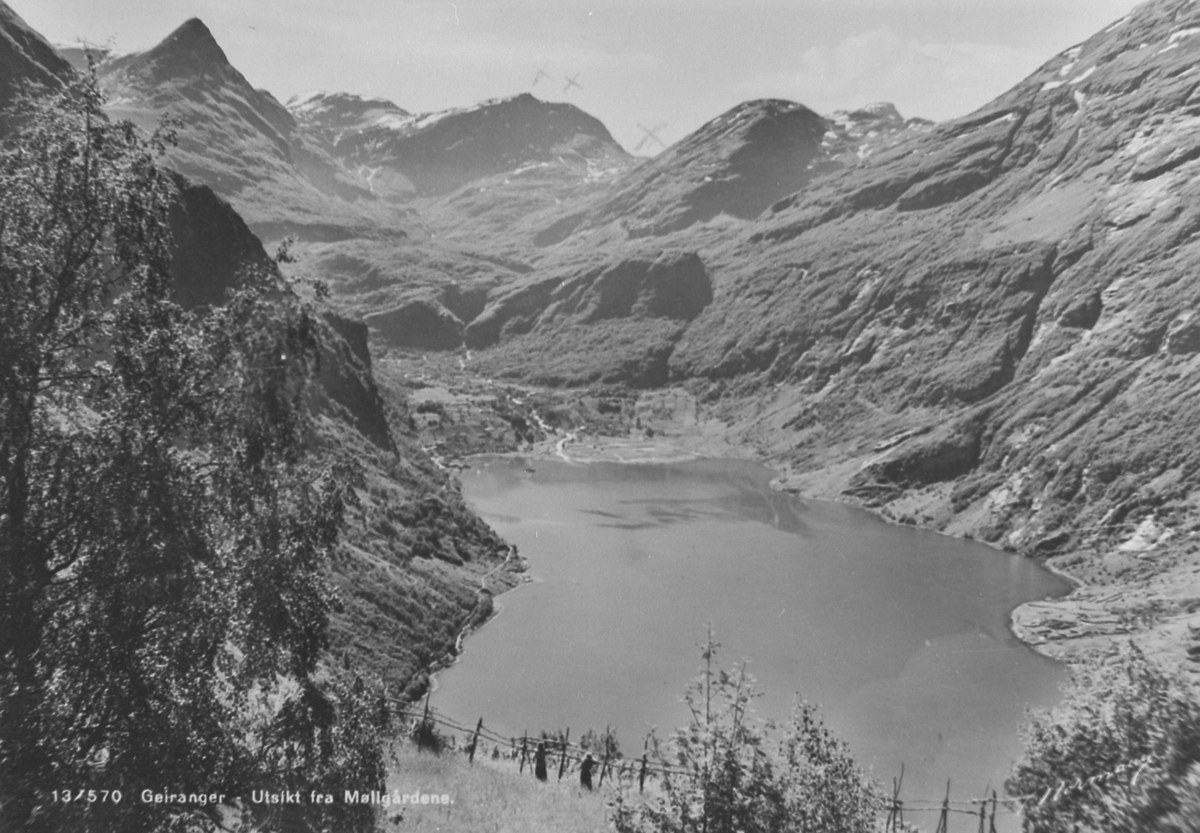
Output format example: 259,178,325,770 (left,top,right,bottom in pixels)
736,27,1041,120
